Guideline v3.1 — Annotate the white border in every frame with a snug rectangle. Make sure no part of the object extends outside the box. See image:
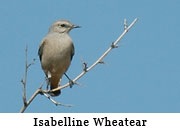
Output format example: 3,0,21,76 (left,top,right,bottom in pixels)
0,113,179,136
